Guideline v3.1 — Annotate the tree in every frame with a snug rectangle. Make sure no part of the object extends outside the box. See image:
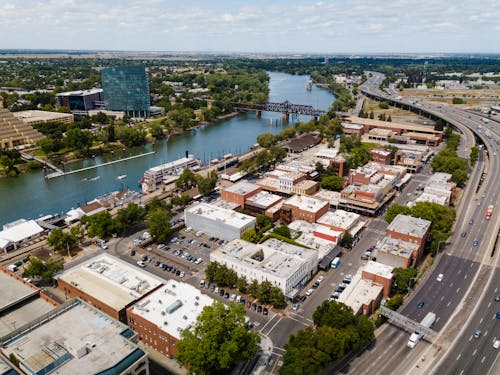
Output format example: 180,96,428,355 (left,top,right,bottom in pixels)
113,203,145,235
369,111,374,119
176,168,197,190
64,128,93,151
320,175,344,191
393,267,418,294
269,286,287,308
257,132,277,148
176,302,260,375
91,111,108,124
22,257,63,283
236,276,248,293
340,232,353,249
82,211,115,238
273,226,291,239
196,170,218,195
268,146,287,164
256,214,272,231
257,280,273,302
384,203,412,223
247,279,259,297
312,301,356,329
385,294,404,311
146,207,172,243
48,228,79,252
242,228,260,243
